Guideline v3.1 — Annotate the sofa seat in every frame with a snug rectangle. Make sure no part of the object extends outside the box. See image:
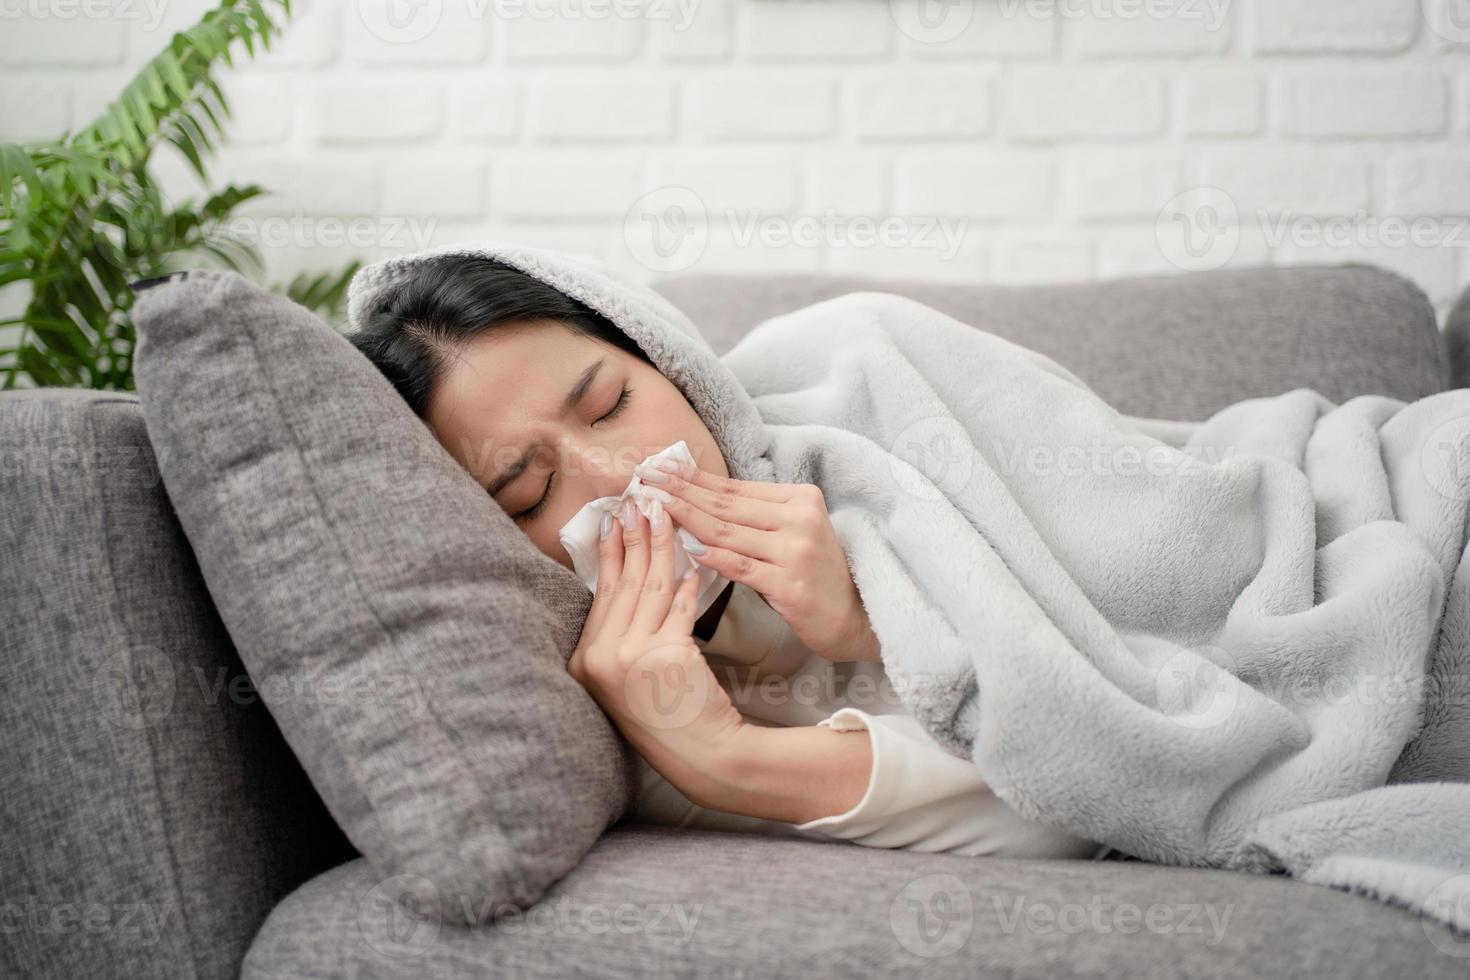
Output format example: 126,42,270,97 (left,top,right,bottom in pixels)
243,823,1470,979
